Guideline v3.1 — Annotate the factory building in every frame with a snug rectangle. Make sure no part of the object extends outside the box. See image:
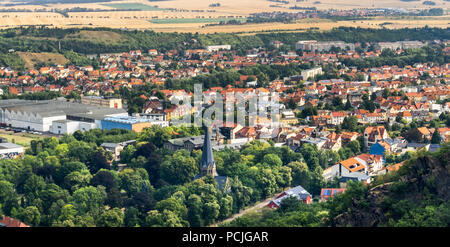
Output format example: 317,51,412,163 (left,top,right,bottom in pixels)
0,99,127,134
